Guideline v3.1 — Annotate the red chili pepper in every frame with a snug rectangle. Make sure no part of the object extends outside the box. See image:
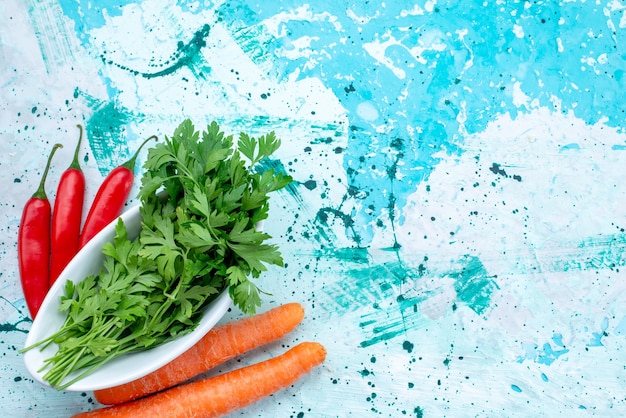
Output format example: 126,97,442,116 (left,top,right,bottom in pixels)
50,125,86,285
18,143,63,318
78,134,157,249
